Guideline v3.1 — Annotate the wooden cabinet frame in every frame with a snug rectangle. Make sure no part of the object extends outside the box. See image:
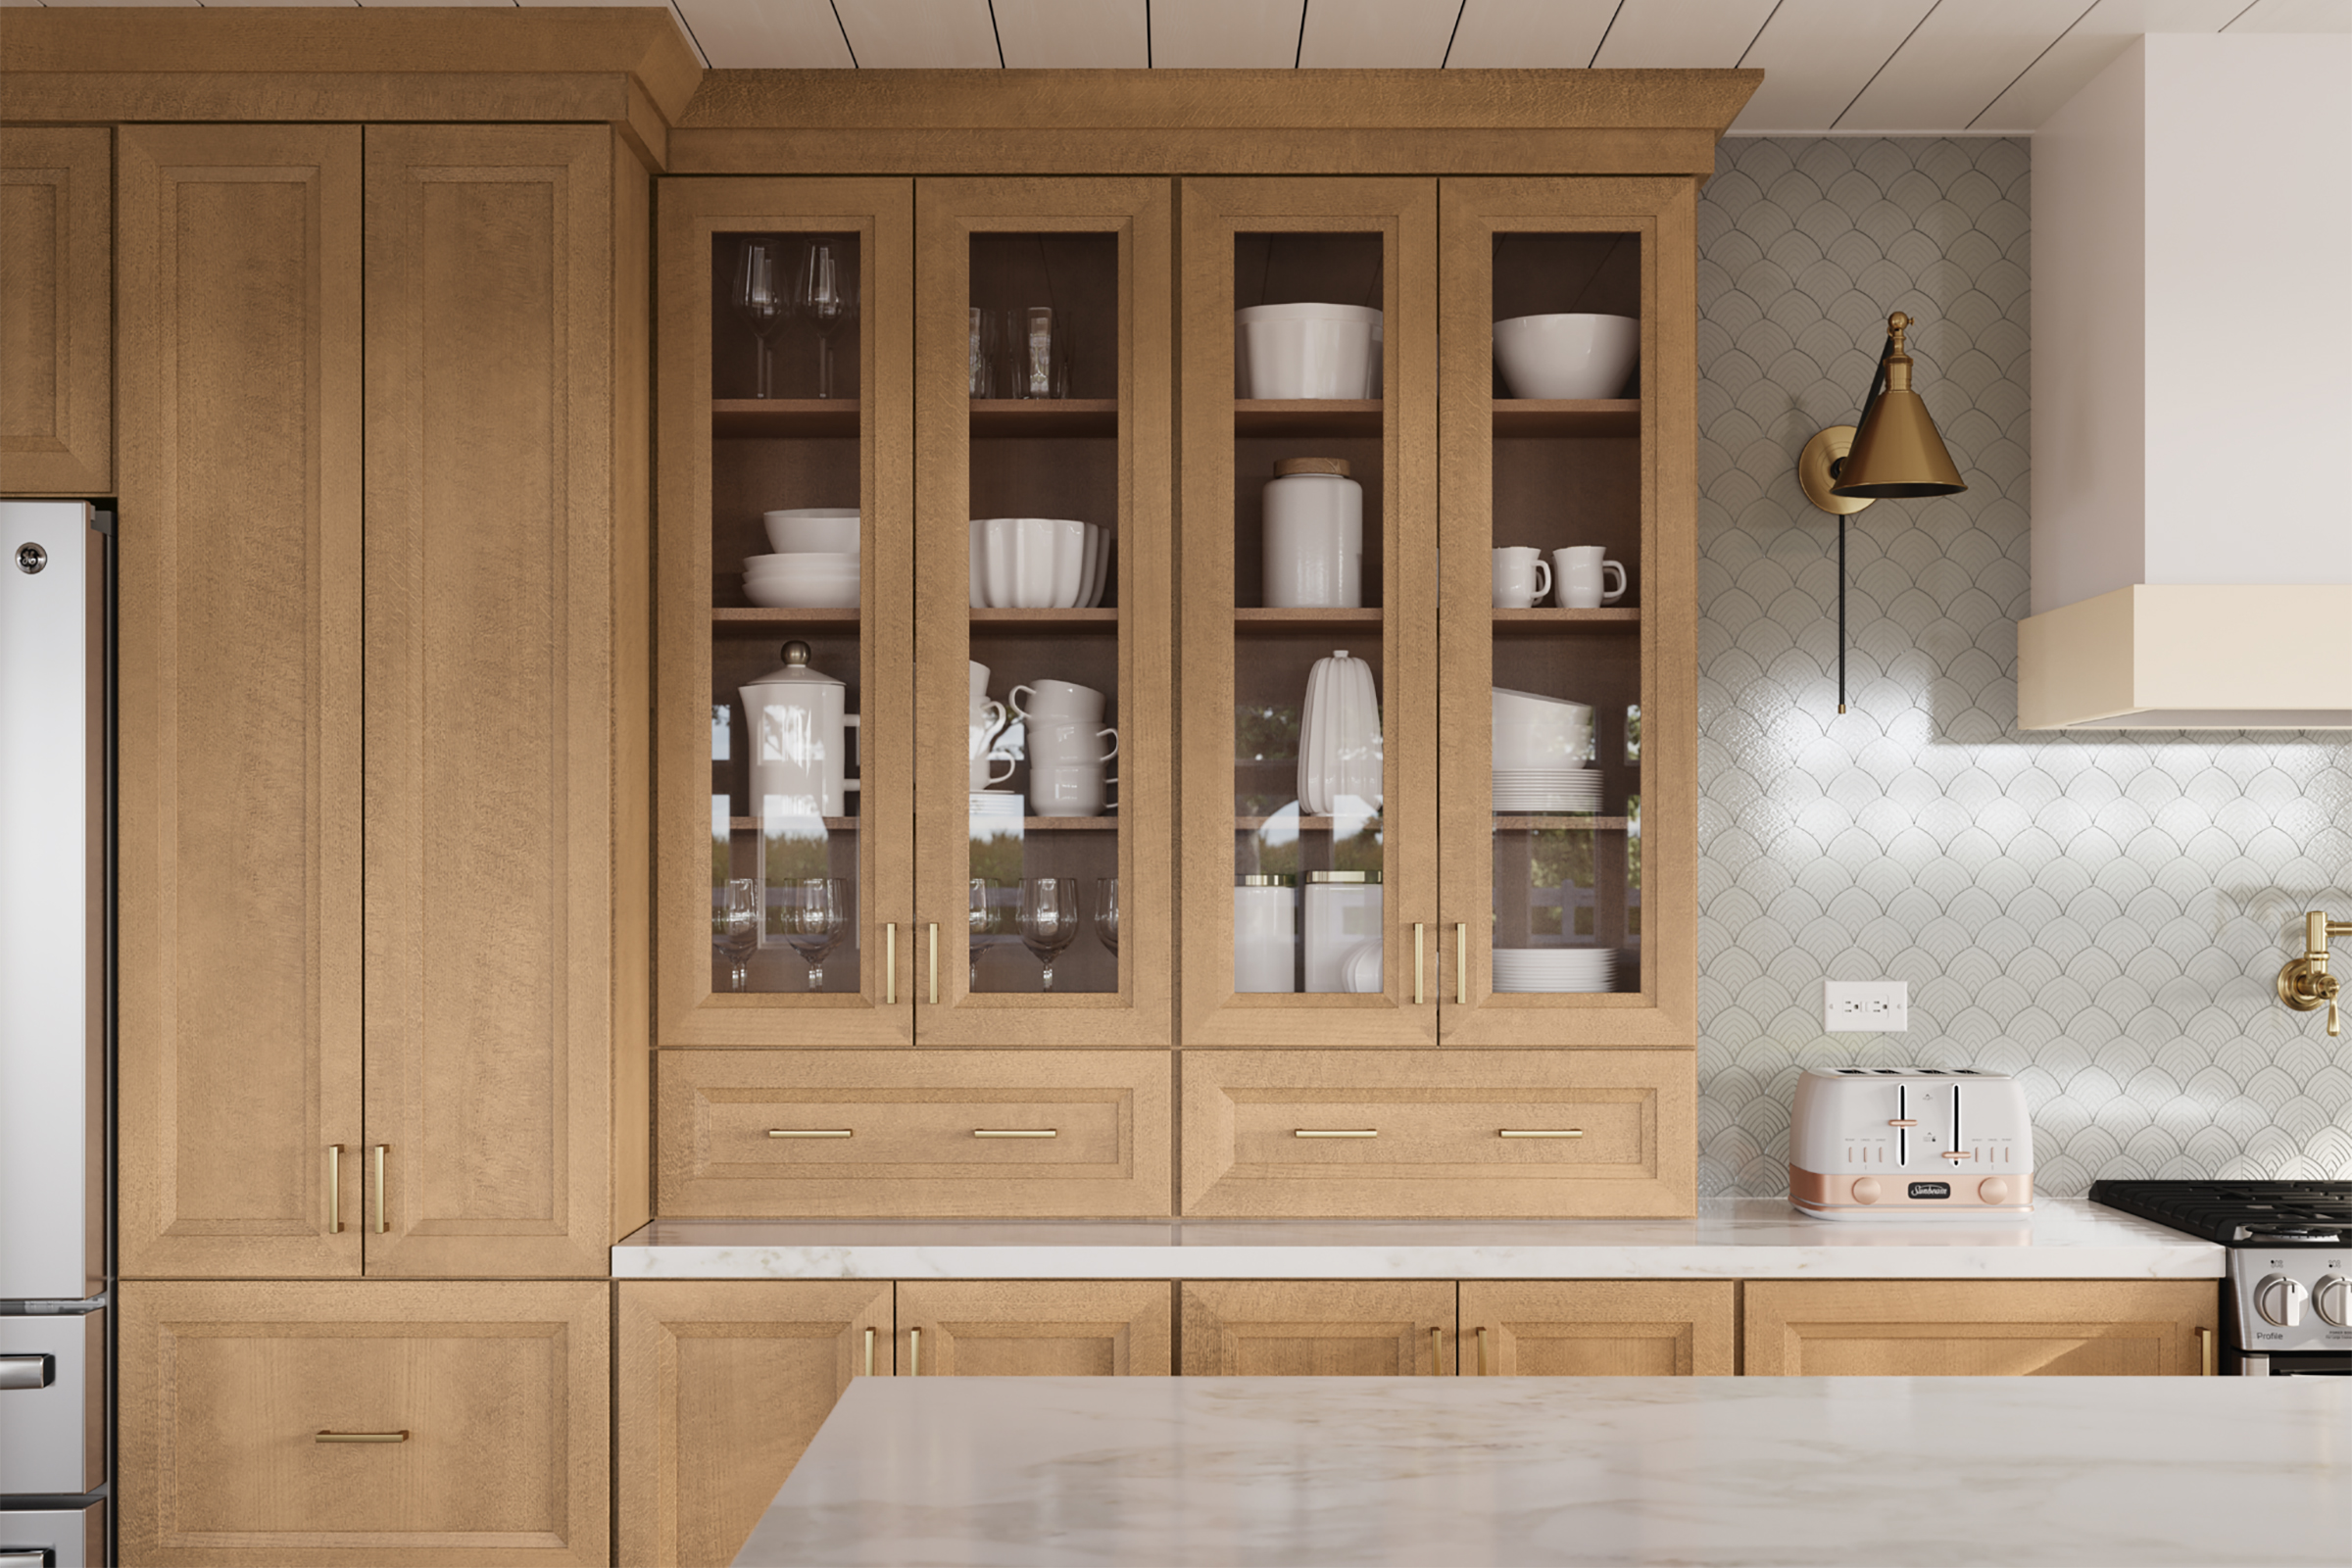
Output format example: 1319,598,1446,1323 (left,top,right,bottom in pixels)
897,1280,1172,1376
1742,1281,2220,1377
1180,1281,1454,1376
1,126,112,493
1458,1281,1733,1375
